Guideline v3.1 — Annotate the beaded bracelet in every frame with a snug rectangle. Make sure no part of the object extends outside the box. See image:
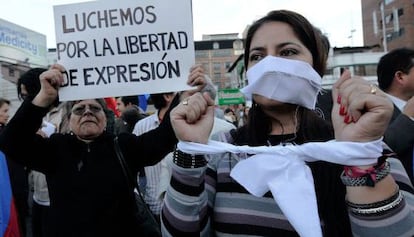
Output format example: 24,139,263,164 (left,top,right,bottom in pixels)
173,149,207,168
346,186,400,209
340,161,390,187
346,188,404,216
